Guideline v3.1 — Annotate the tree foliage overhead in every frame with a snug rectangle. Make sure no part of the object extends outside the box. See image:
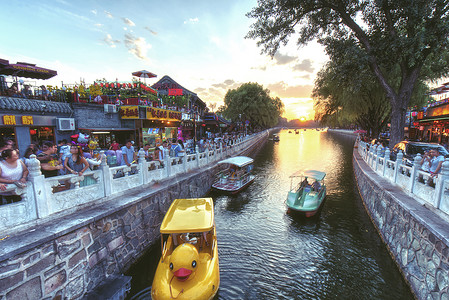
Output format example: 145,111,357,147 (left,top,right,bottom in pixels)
247,0,449,146
219,82,284,129
313,38,430,137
